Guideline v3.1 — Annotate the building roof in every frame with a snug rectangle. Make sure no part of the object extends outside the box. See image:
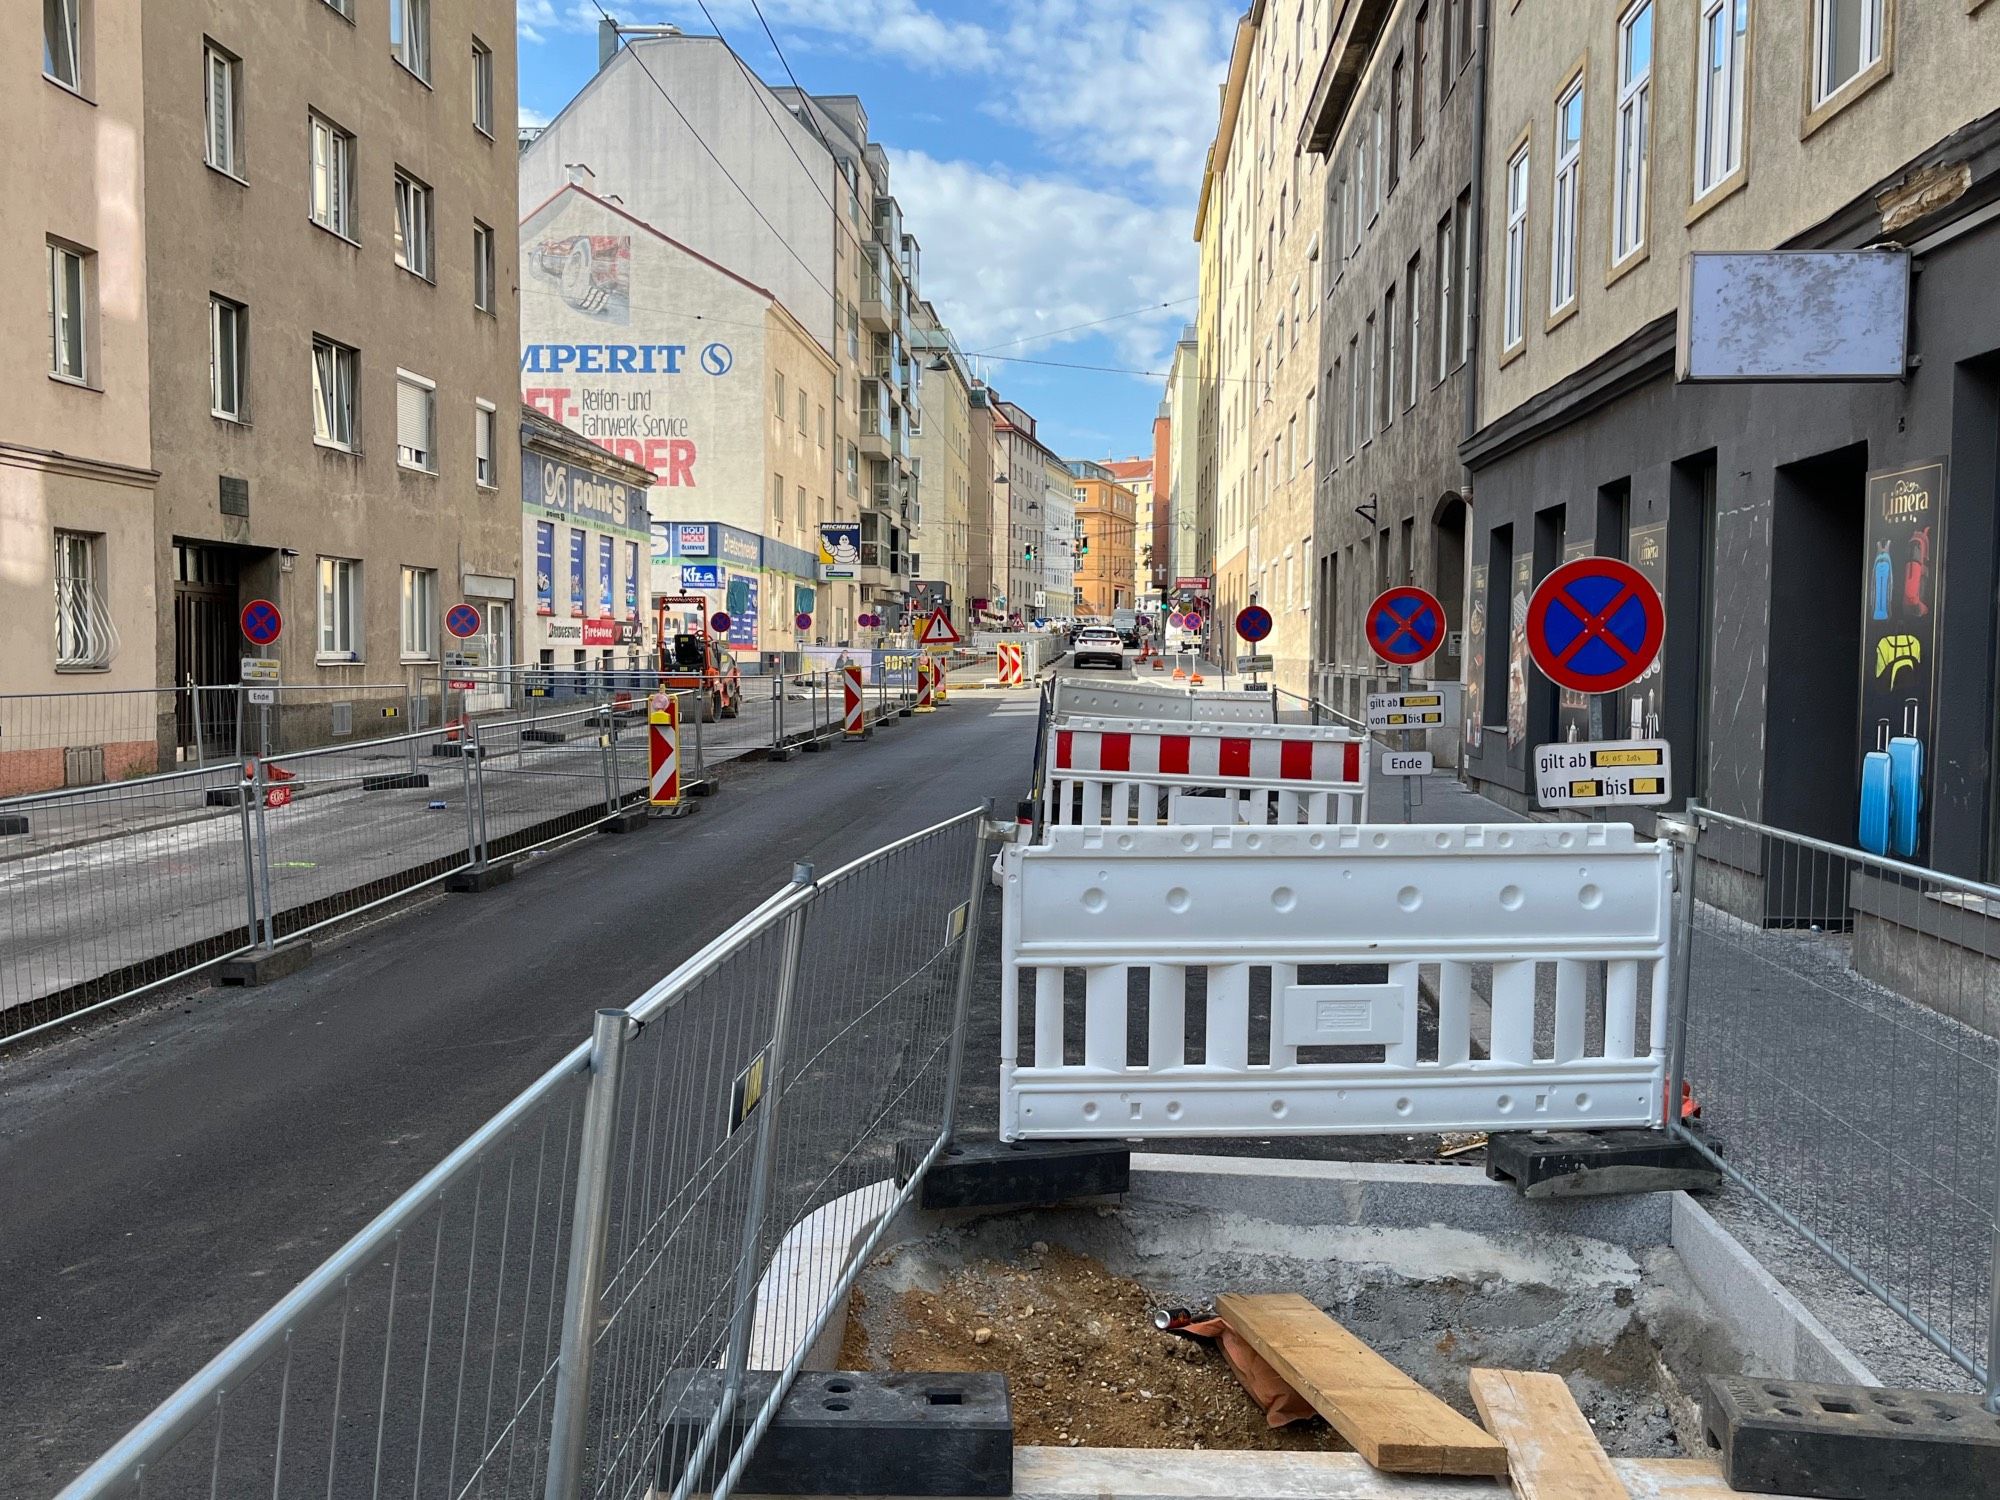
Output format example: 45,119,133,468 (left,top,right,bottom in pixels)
1103,459,1153,482
519,404,657,489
